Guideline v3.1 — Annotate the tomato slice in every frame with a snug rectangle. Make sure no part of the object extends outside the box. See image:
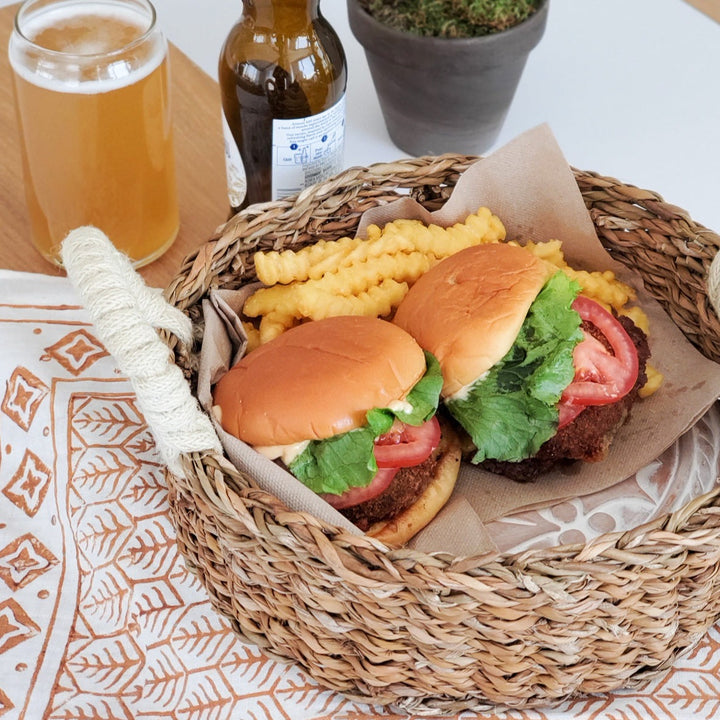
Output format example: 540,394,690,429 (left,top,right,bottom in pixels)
320,467,398,510
561,295,639,407
374,415,441,468
557,400,585,429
